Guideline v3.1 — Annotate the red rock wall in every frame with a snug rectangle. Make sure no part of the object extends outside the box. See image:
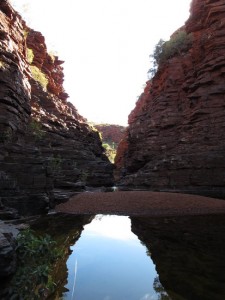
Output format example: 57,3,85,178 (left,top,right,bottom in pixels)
0,1,30,137
116,0,225,198
0,1,113,215
26,29,68,101
94,124,126,147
